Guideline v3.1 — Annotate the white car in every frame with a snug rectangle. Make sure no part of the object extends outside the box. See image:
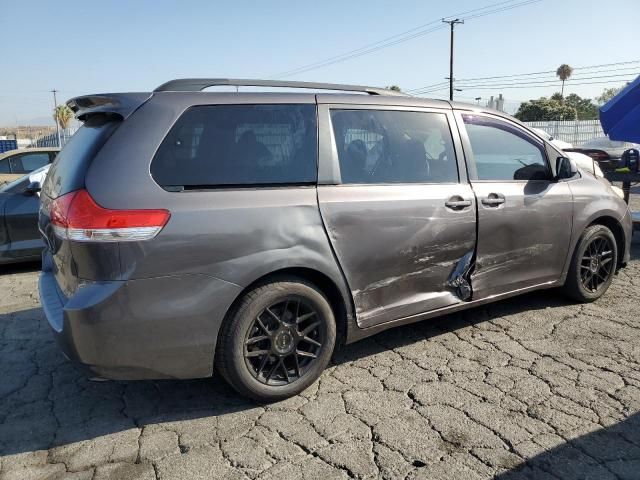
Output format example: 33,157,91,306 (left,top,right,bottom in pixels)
530,128,573,150
565,151,604,177
564,151,625,199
